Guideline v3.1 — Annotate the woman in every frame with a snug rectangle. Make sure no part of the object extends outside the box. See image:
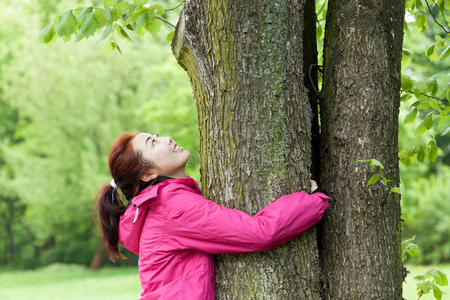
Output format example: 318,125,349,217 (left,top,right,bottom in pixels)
96,132,329,299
